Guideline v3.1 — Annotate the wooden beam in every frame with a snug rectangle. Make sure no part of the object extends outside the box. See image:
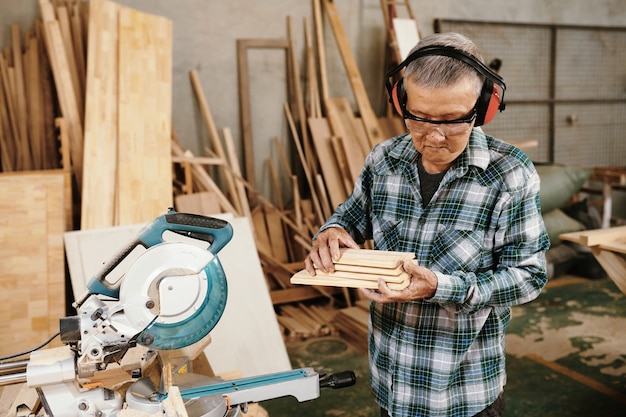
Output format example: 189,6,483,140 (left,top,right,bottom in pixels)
322,0,385,147
189,70,242,215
